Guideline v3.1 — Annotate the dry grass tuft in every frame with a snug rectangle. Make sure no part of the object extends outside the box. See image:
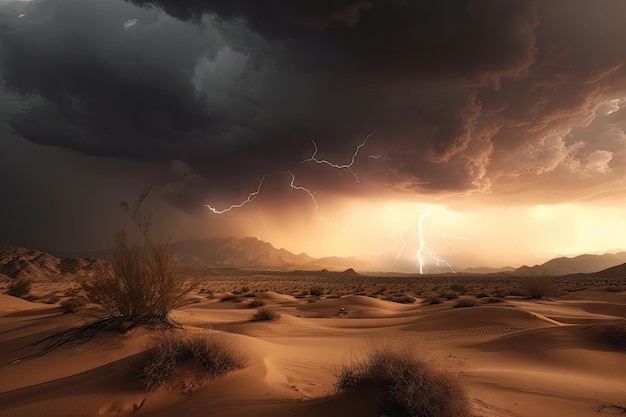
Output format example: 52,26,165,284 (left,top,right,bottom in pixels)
7,277,31,298
250,307,281,321
334,347,470,417
453,297,477,308
60,297,85,313
520,276,555,299
598,320,626,348
141,332,243,390
248,298,266,308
